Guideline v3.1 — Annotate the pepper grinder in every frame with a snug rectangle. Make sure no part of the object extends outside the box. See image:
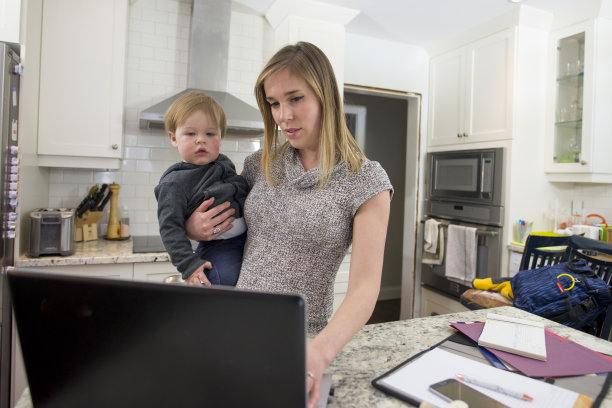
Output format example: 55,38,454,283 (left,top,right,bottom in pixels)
106,183,121,239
